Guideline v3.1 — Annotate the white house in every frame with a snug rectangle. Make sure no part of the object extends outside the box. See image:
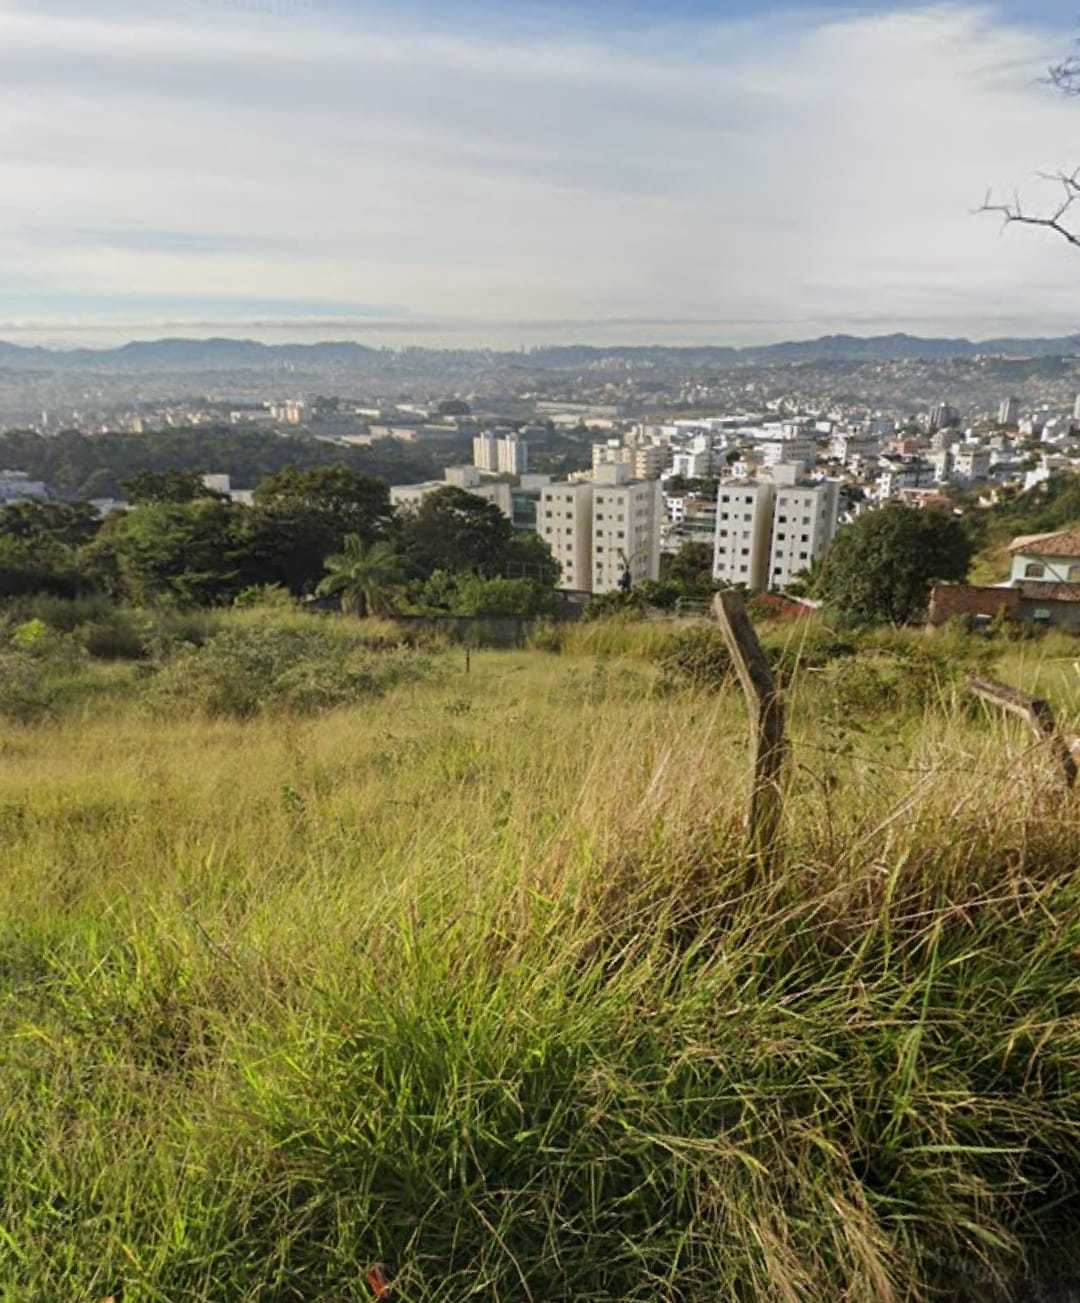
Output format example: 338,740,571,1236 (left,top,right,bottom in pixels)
1008,531,1080,586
